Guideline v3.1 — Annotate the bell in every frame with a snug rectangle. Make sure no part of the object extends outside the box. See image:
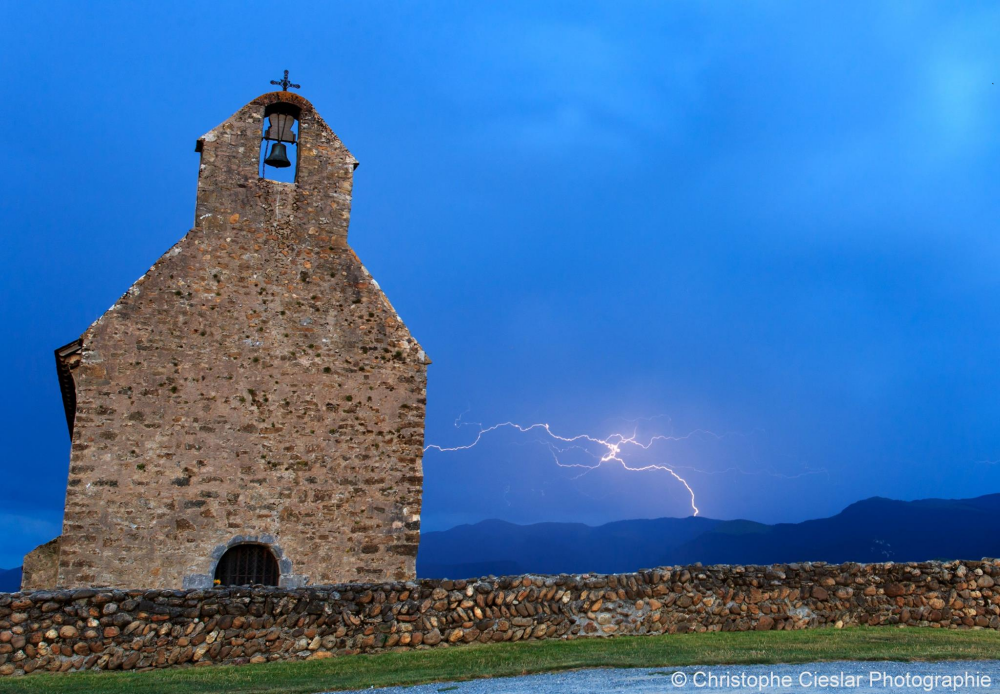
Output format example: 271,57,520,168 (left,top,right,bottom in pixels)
264,142,291,168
